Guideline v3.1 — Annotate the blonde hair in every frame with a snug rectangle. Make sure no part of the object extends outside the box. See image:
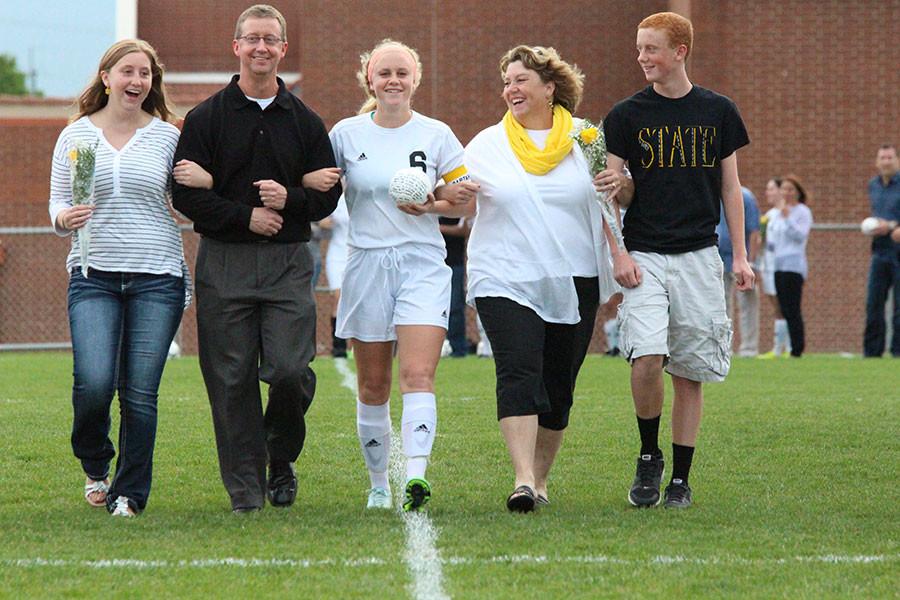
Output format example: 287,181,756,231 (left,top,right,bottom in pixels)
356,39,423,115
499,45,584,113
639,12,693,58
234,4,287,41
72,39,176,123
